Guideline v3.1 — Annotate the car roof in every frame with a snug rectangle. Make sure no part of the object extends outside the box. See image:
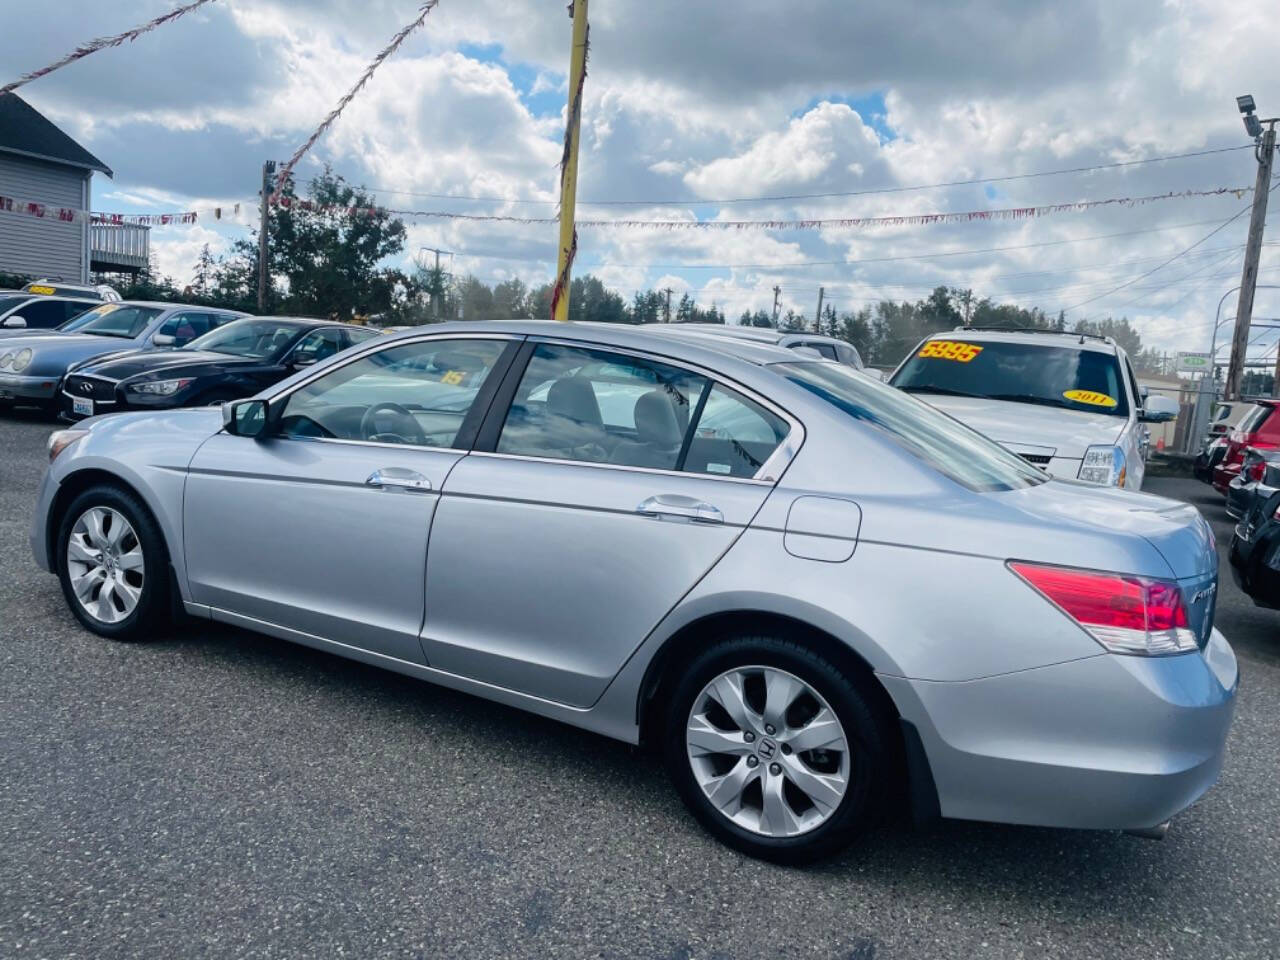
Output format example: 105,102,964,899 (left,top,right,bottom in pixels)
379,319,808,367
640,322,846,346
925,327,1118,353
232,315,368,330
